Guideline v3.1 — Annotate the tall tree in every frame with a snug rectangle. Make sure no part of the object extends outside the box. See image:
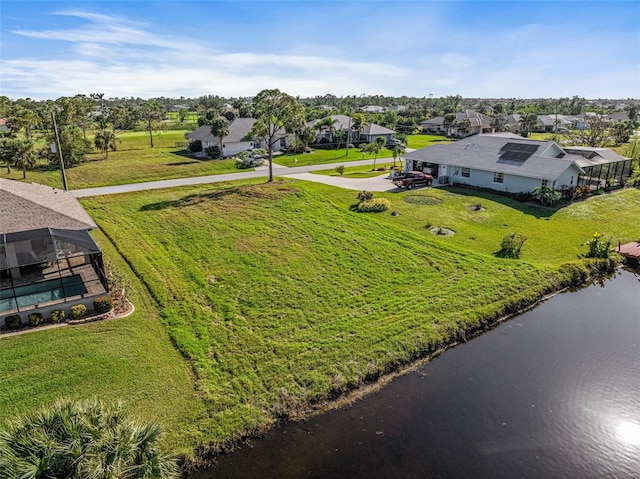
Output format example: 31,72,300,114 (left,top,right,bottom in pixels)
94,128,118,159
319,116,339,144
0,397,178,479
210,116,230,157
251,89,305,182
140,101,166,148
